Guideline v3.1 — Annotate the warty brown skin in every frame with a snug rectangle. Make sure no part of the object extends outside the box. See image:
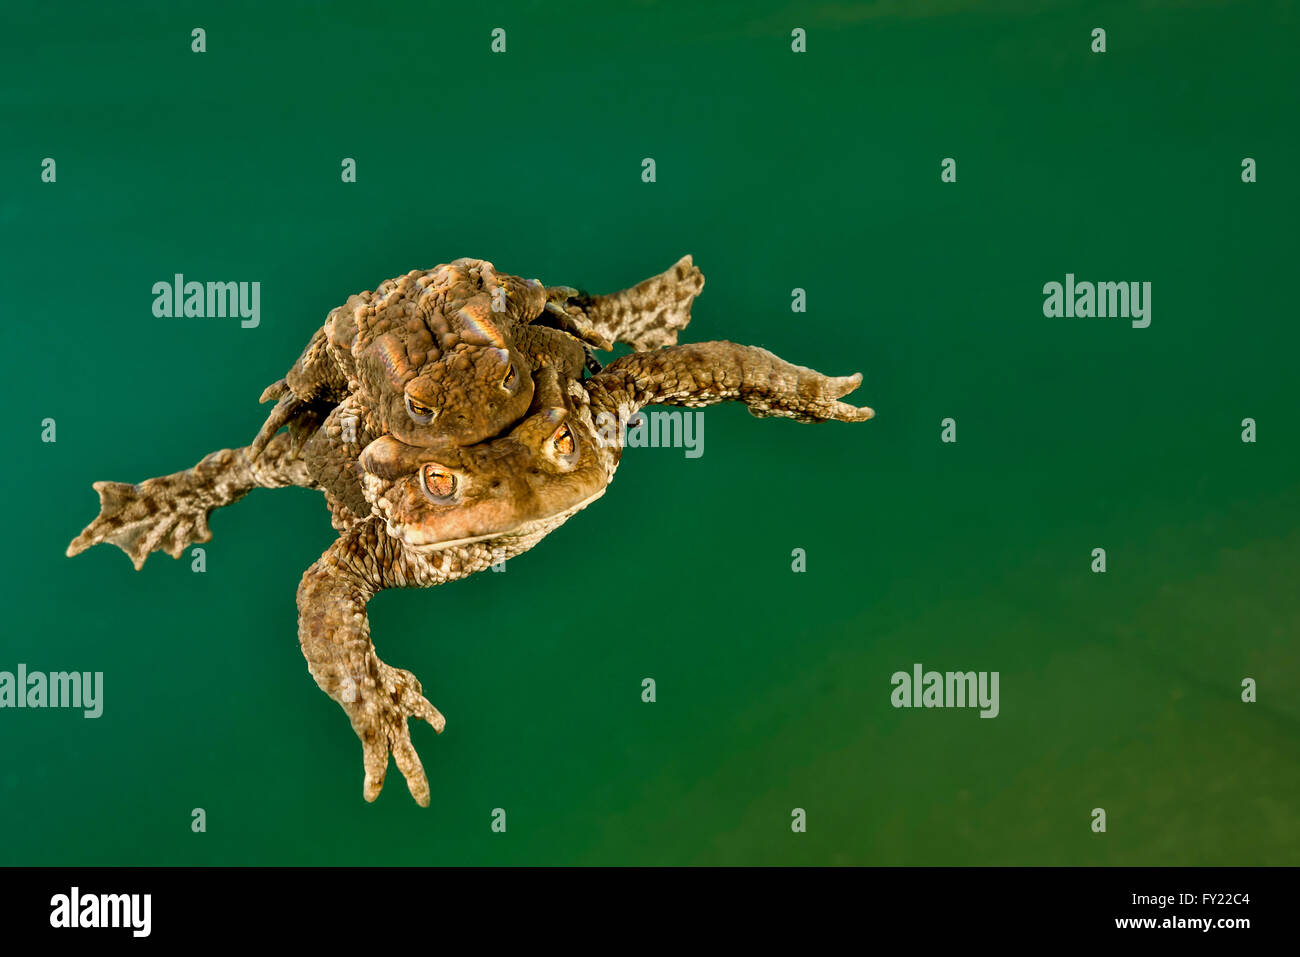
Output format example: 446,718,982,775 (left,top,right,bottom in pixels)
252,255,705,456
65,431,314,571
249,255,706,531
292,342,871,805
67,267,870,806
